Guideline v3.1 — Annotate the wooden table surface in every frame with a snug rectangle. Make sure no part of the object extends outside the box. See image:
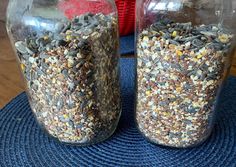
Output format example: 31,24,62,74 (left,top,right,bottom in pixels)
0,21,25,109
1,20,236,109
